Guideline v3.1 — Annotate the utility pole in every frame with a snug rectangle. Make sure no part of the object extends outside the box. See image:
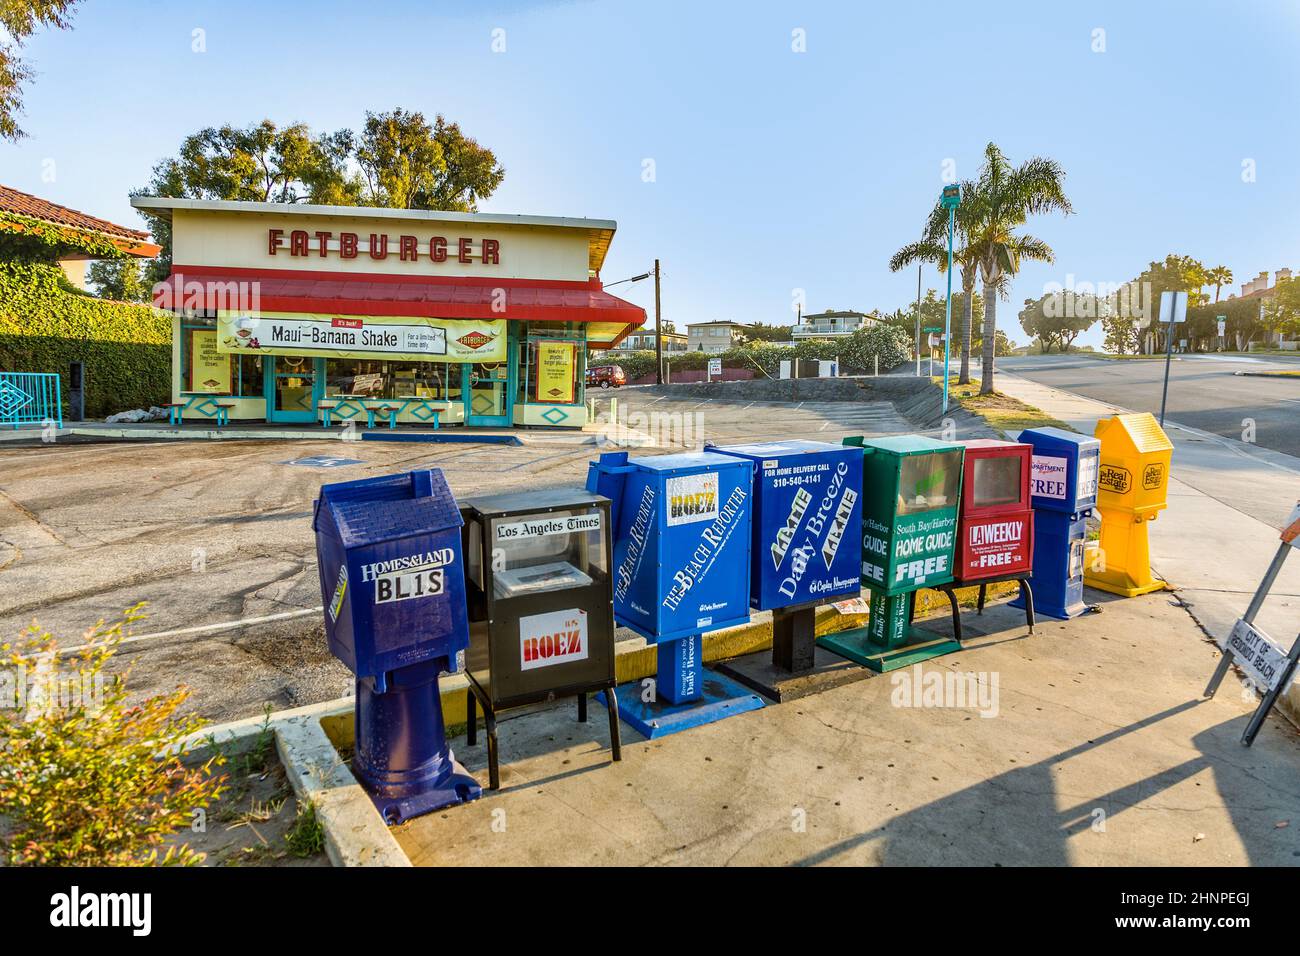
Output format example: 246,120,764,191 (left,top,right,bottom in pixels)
654,258,663,385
